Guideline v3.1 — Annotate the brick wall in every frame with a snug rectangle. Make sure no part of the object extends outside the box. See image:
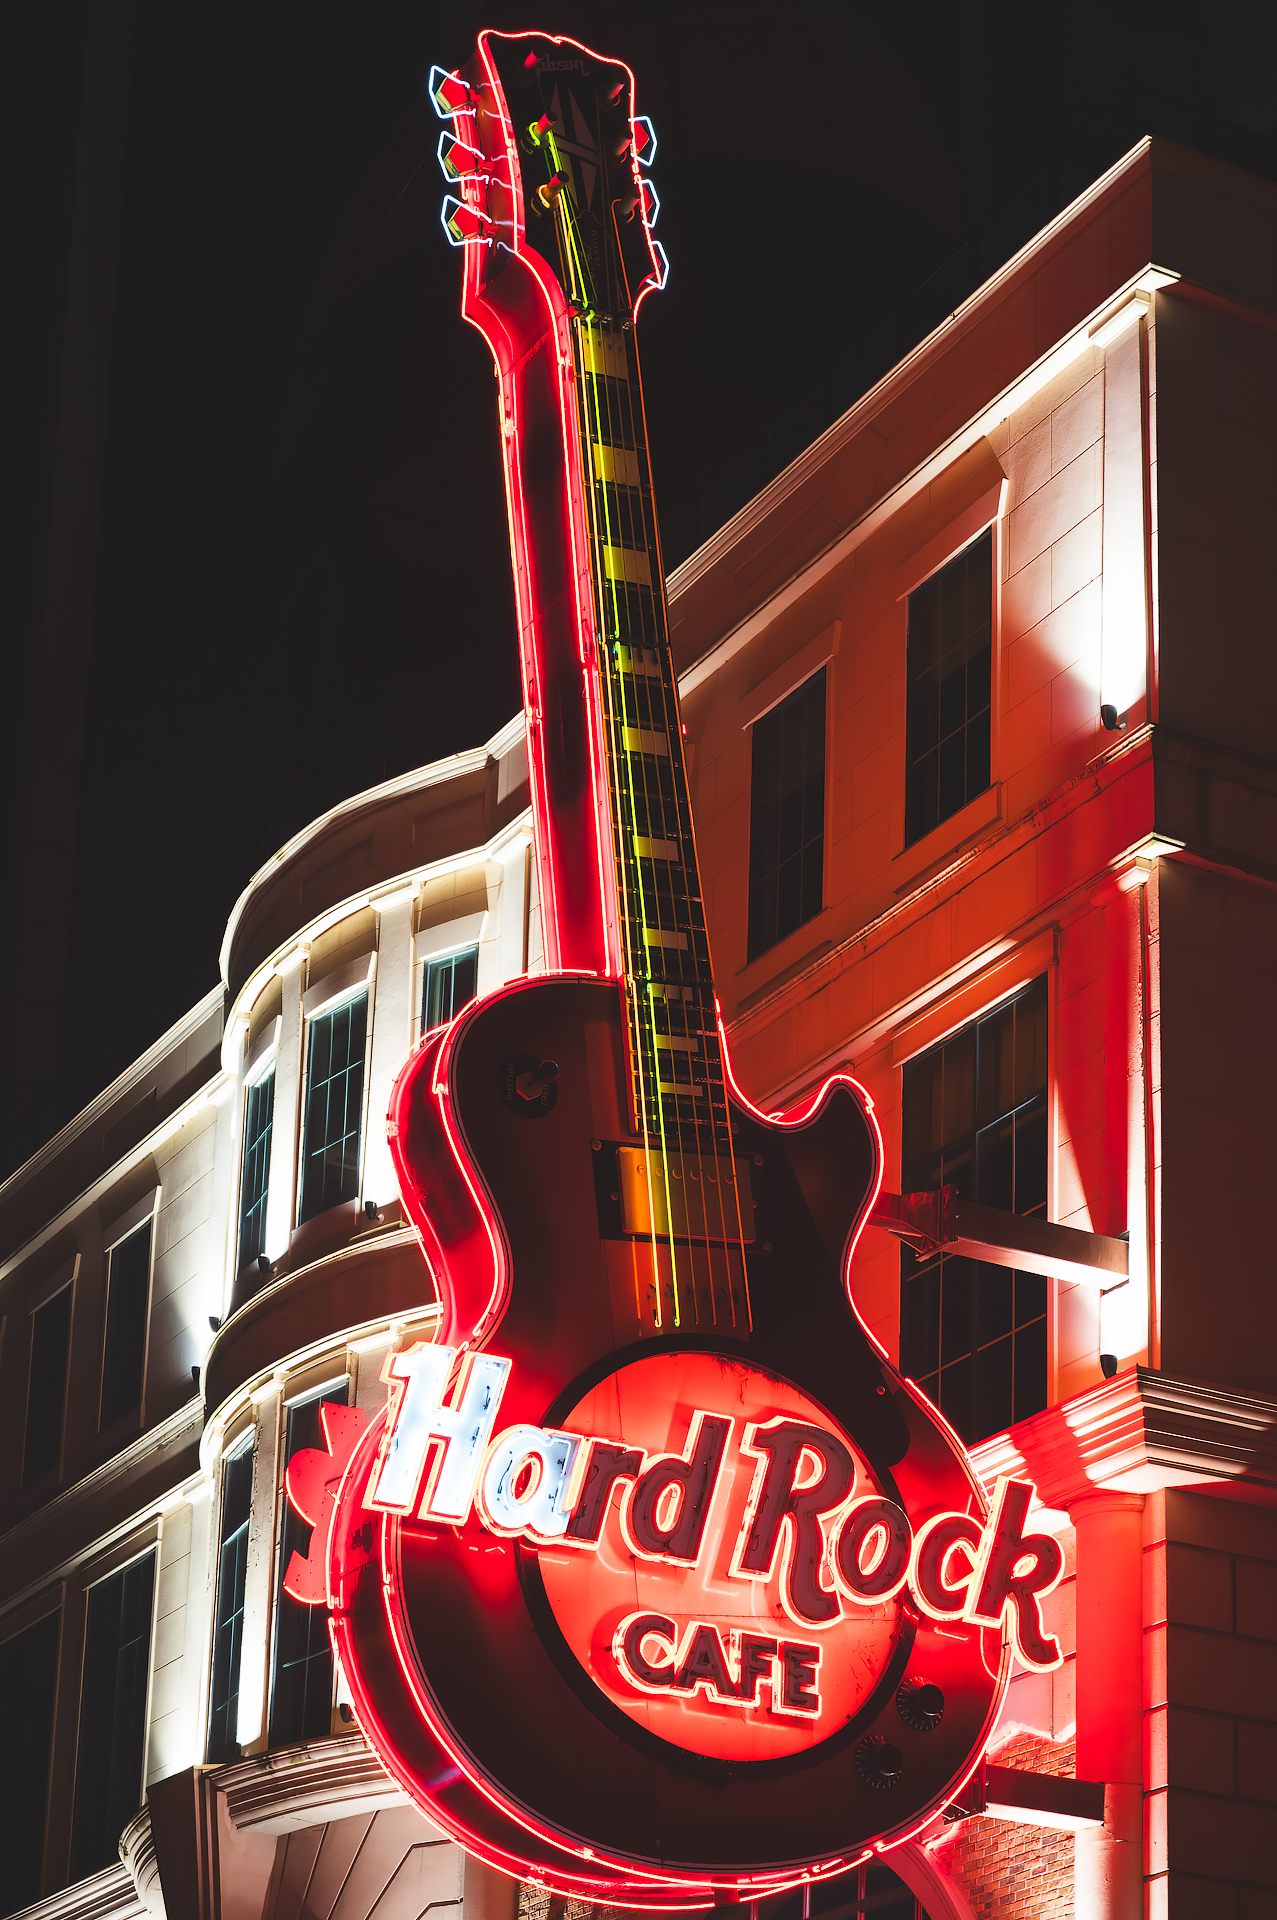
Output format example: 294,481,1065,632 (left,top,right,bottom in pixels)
927,1732,1075,1920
